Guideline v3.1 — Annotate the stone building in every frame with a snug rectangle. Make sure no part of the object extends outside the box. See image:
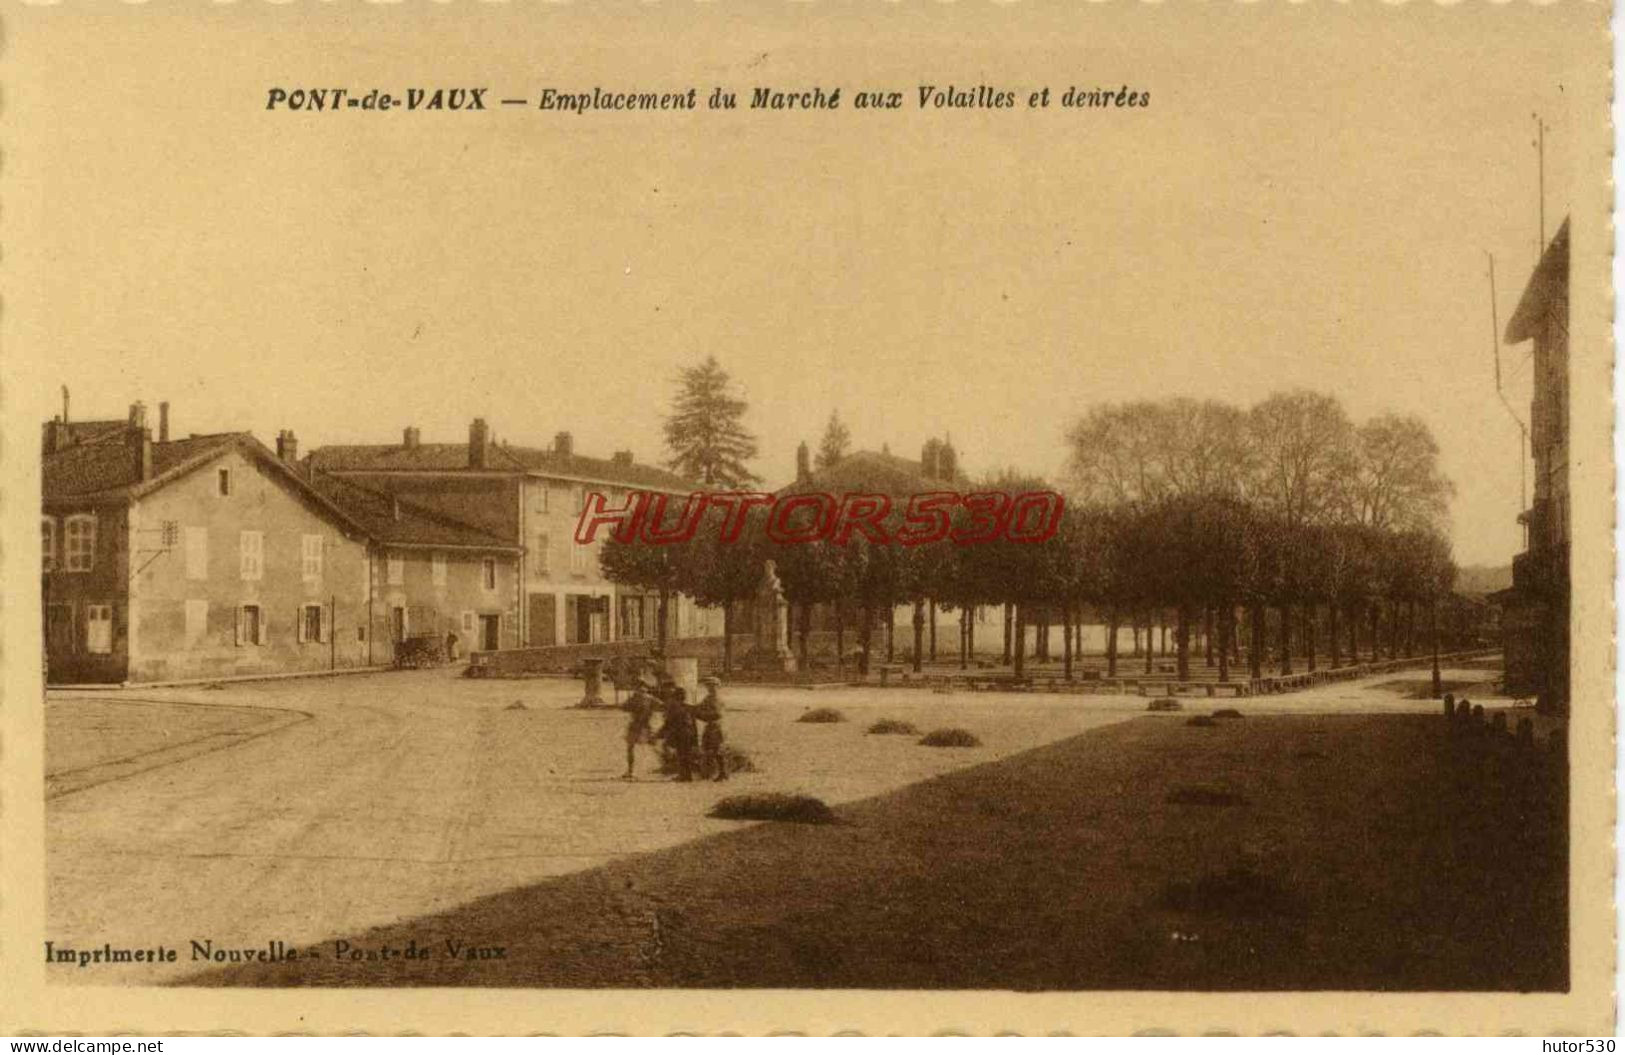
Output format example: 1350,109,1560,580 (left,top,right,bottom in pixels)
42,405,377,684
306,420,714,649
1498,218,1570,714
